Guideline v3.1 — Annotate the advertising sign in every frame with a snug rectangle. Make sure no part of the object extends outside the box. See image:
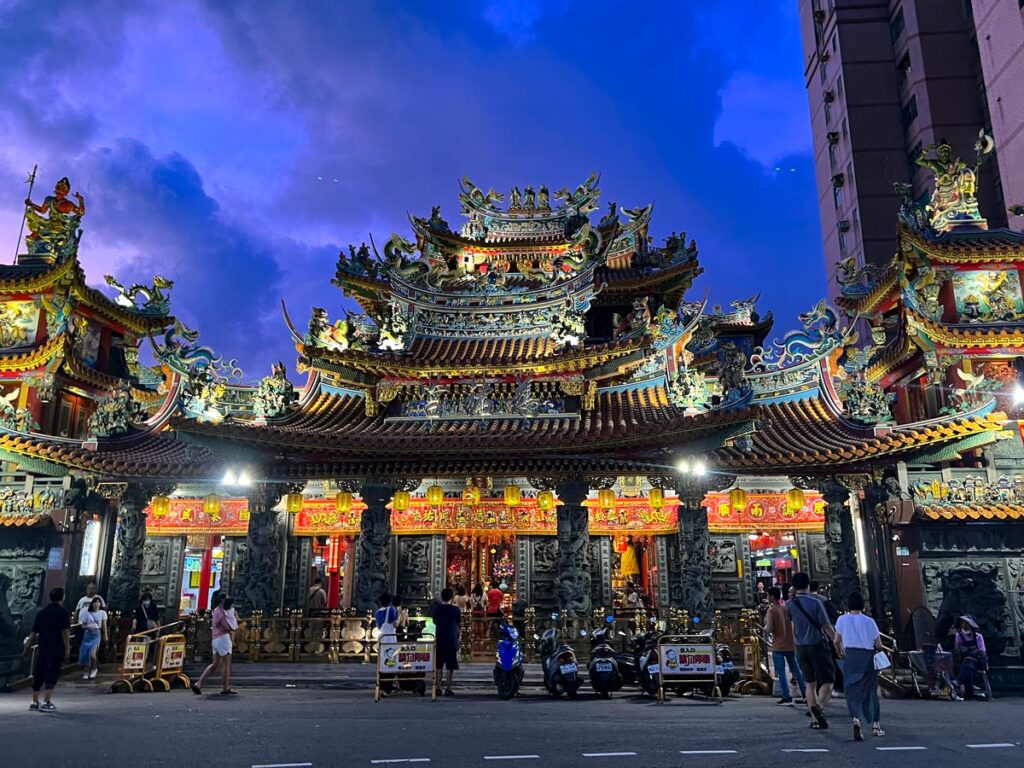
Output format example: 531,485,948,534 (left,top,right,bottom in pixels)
377,640,434,674
122,640,148,672
659,643,716,676
159,636,186,672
